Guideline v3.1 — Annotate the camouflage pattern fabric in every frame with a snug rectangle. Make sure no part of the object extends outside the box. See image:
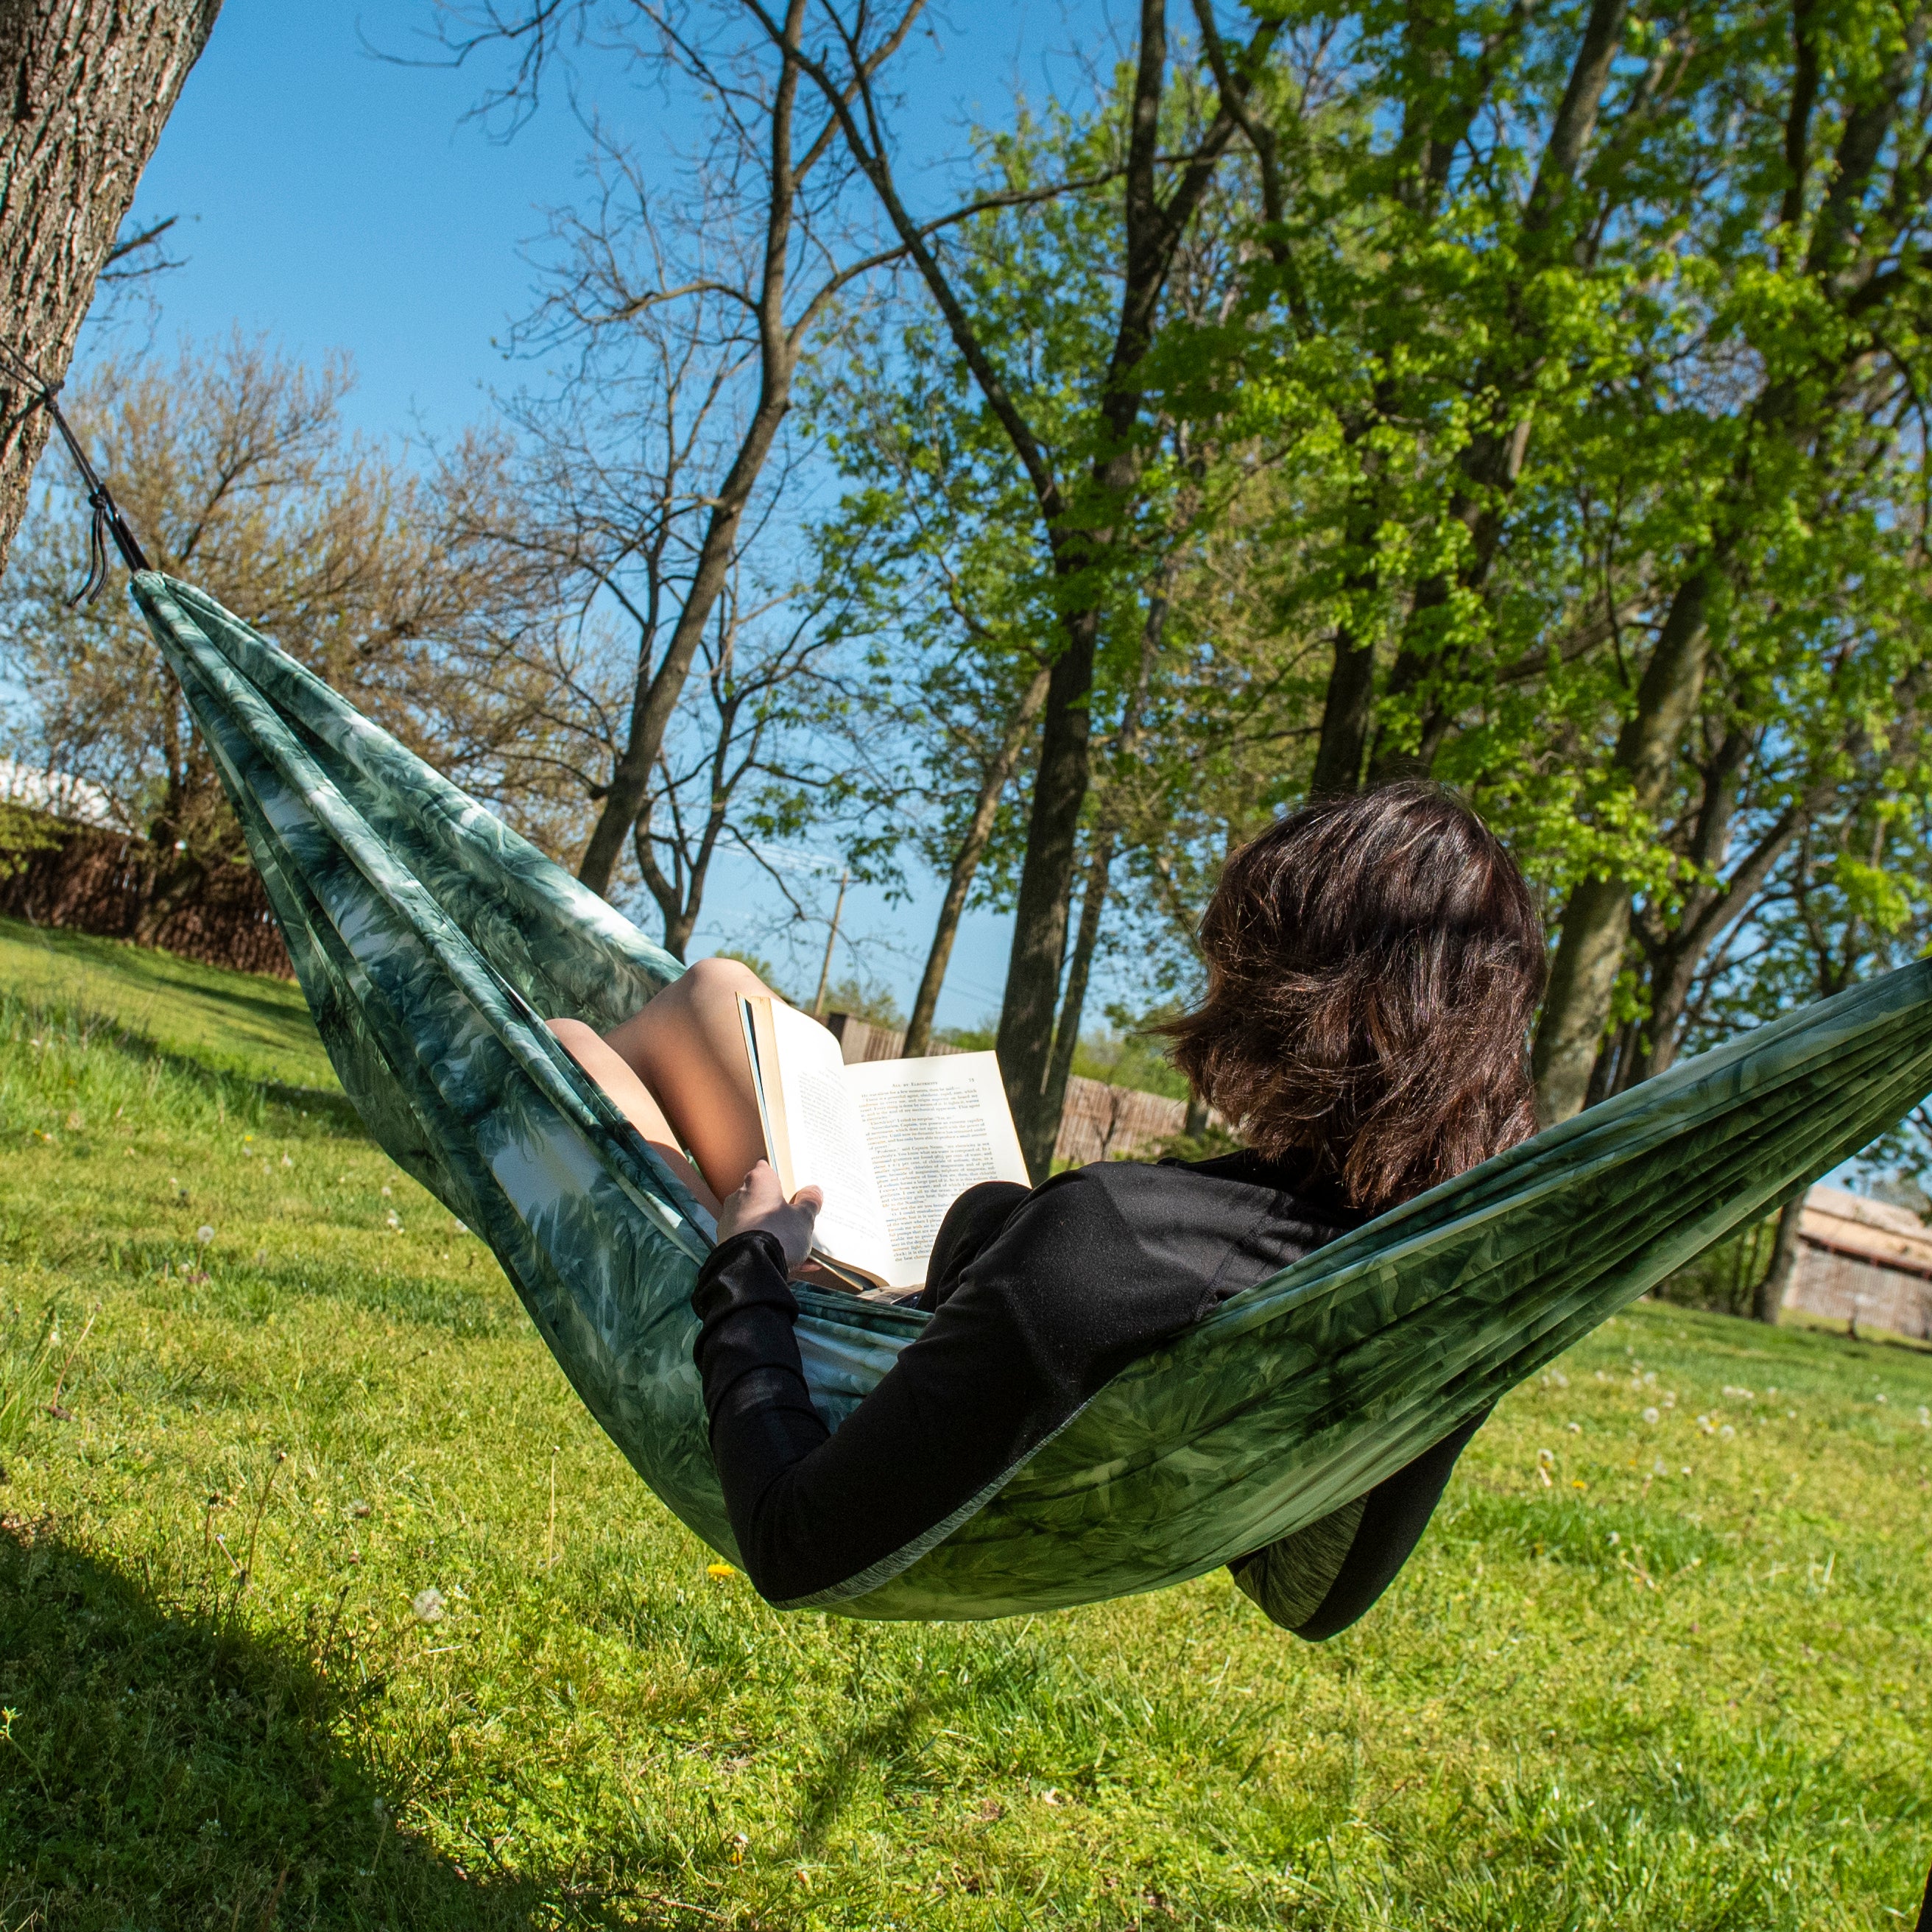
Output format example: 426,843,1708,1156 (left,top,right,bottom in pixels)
133,573,1932,1620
